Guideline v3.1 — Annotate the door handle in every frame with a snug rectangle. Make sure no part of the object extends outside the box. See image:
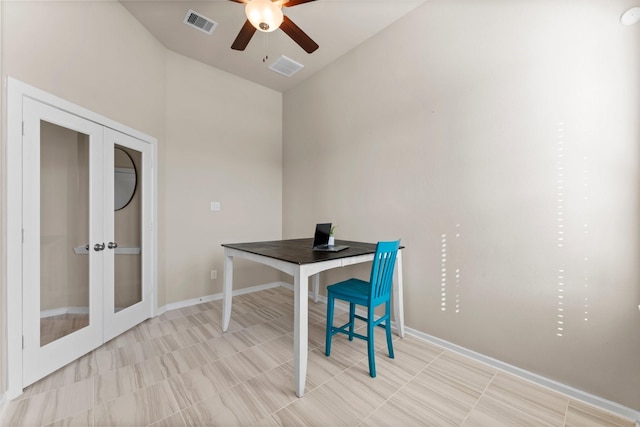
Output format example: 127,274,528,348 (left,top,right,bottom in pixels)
108,242,118,249
94,243,106,251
